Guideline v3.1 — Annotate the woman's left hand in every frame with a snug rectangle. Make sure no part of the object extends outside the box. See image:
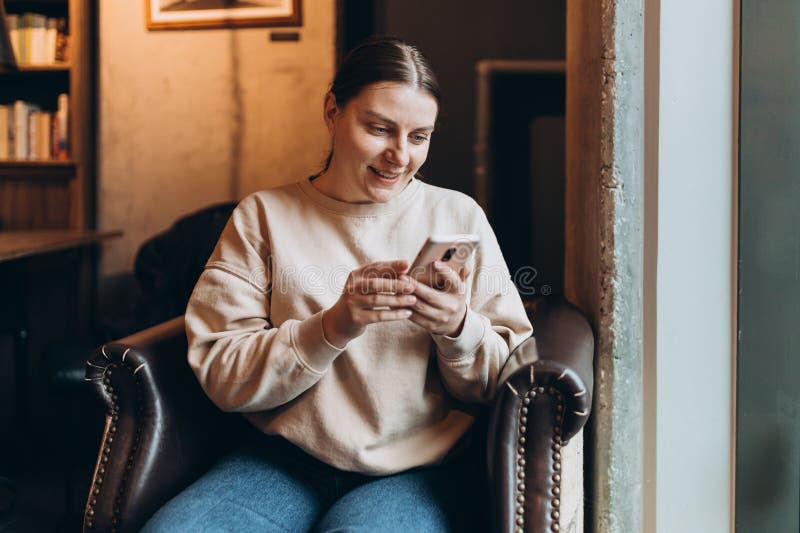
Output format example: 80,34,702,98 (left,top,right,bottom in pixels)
404,261,471,337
